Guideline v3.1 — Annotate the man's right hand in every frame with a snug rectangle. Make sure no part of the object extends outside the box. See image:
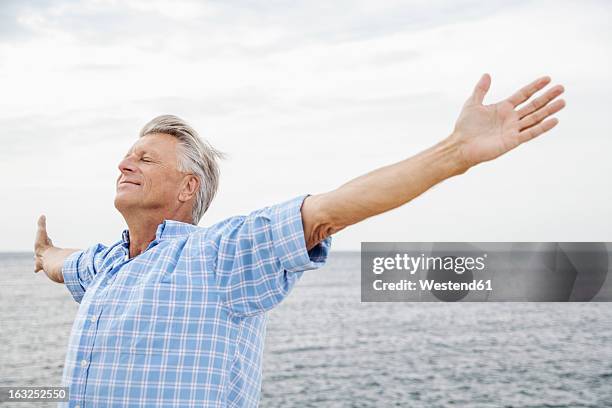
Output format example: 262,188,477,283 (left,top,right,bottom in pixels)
33,215,80,283
34,215,54,273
